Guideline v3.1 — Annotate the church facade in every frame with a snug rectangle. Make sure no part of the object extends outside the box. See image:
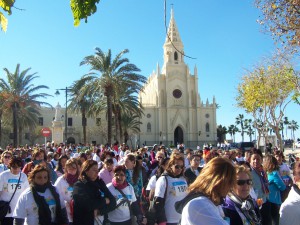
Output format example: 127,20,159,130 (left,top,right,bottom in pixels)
1,10,217,148
138,9,217,147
